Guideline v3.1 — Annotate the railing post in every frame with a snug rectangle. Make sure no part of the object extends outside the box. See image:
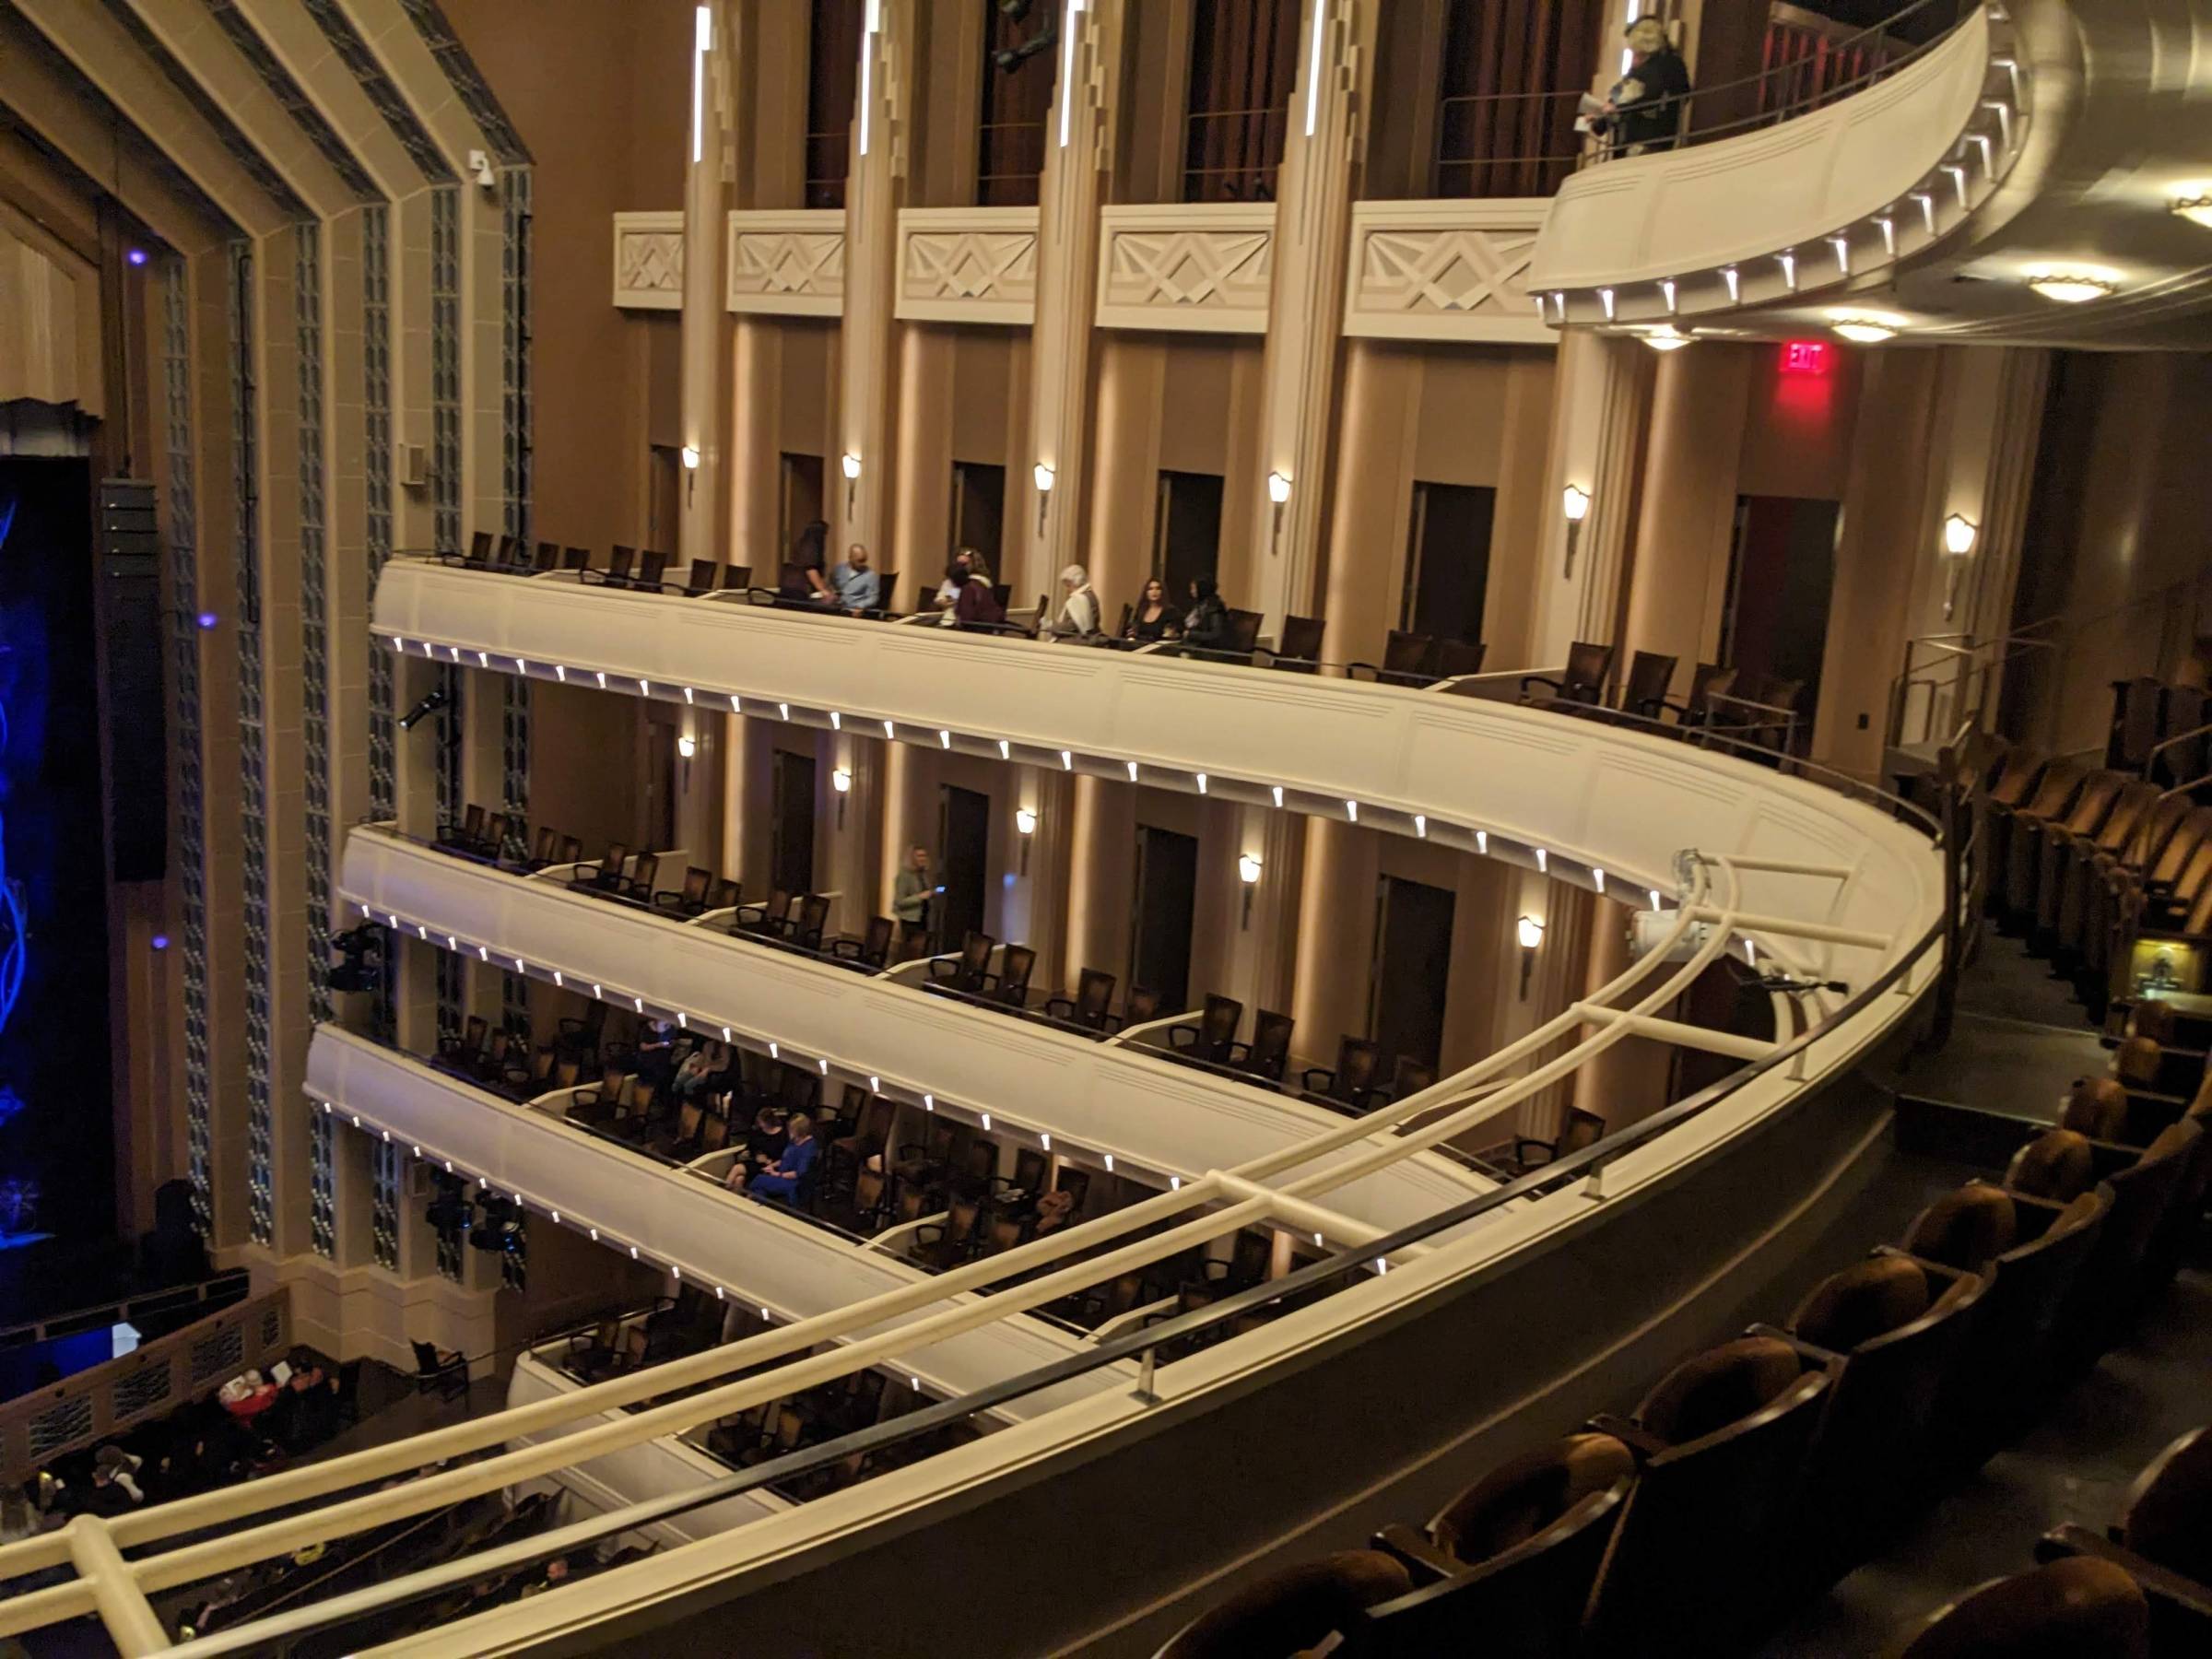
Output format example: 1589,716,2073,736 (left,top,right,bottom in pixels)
1132,1344,1159,1406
